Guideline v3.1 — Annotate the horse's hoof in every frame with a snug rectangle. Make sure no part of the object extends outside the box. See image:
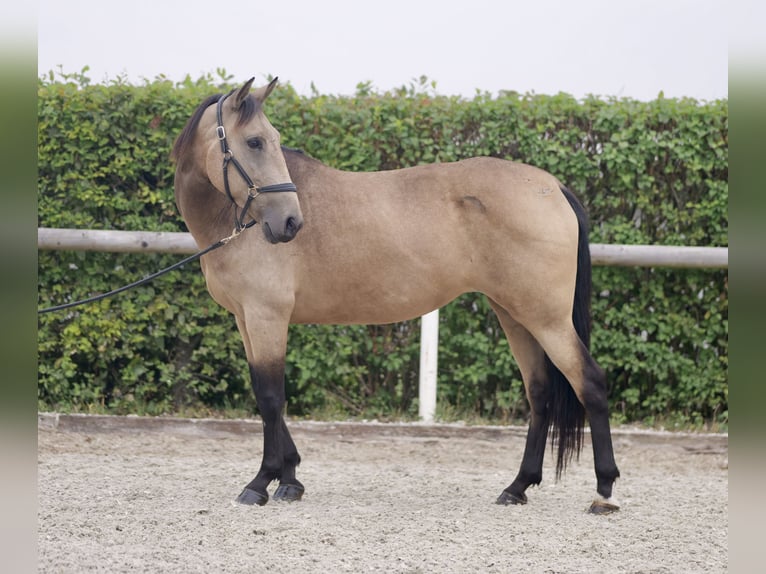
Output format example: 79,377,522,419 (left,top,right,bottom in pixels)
236,487,269,506
496,490,527,506
273,482,305,502
588,500,619,514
